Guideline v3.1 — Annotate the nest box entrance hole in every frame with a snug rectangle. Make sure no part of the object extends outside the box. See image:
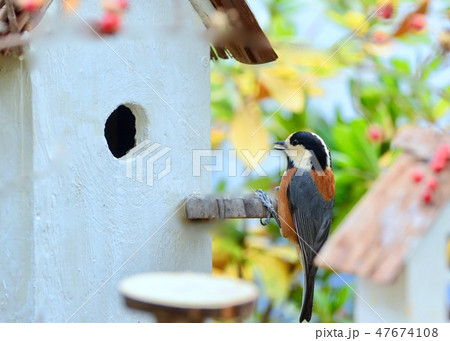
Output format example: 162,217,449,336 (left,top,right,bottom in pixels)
105,105,137,158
